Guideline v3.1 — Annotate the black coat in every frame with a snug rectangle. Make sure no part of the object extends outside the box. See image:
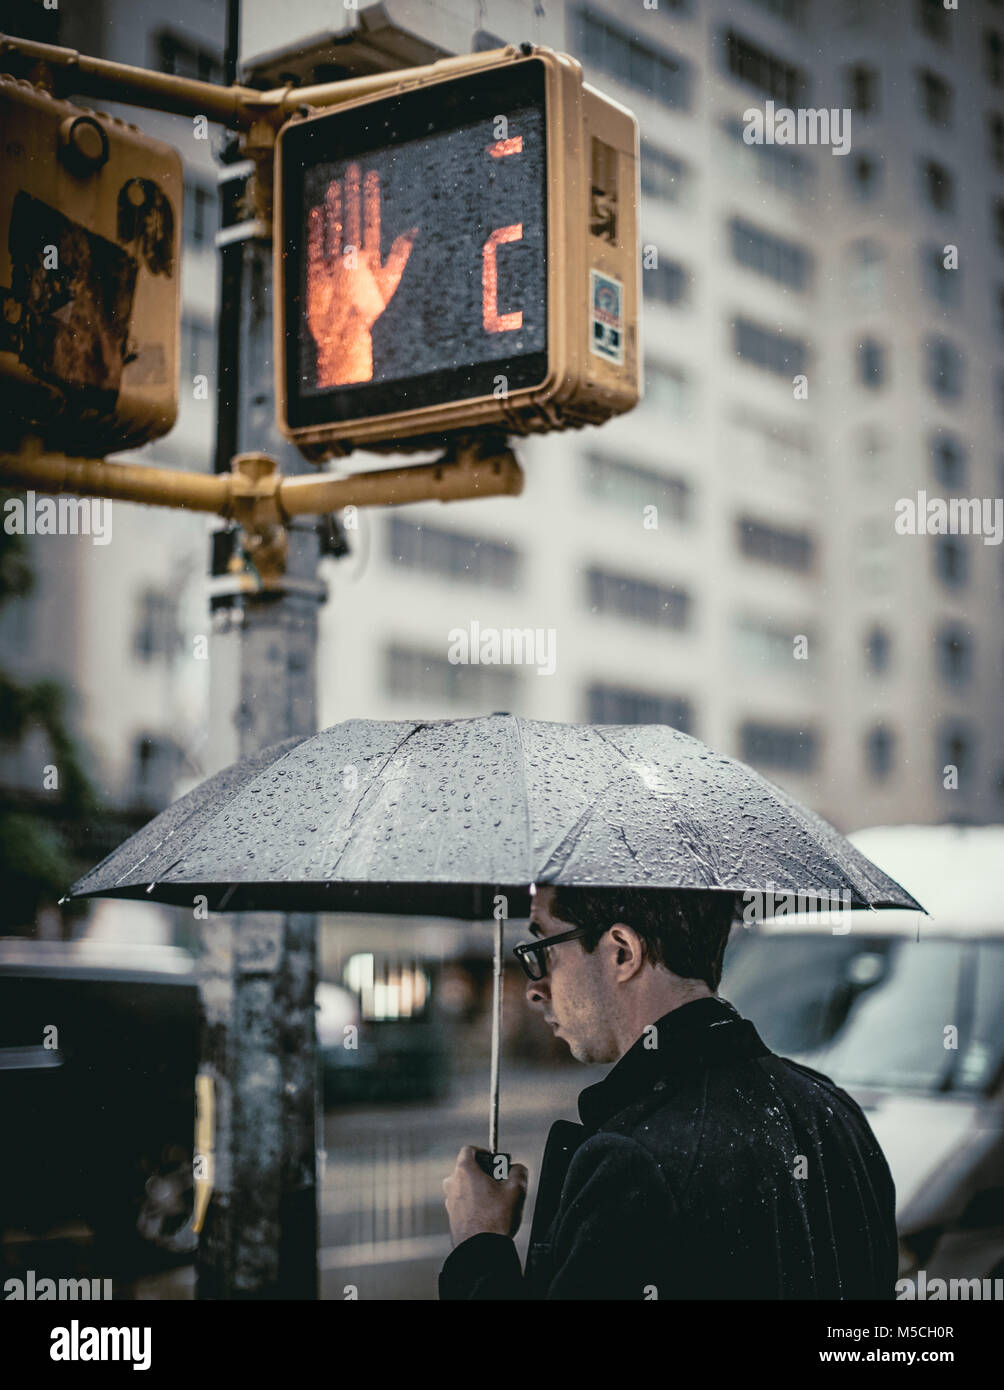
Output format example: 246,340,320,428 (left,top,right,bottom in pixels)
439,996,898,1300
